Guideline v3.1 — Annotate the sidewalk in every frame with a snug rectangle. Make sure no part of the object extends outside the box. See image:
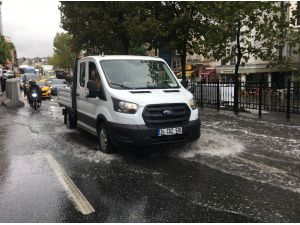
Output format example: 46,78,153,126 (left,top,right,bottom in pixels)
199,107,300,126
